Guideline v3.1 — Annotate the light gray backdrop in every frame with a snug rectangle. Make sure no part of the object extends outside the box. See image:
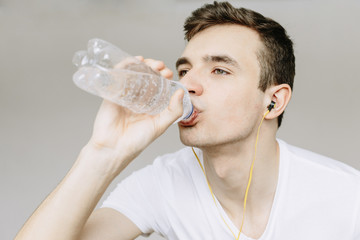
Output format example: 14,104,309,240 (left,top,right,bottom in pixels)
1,0,359,239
